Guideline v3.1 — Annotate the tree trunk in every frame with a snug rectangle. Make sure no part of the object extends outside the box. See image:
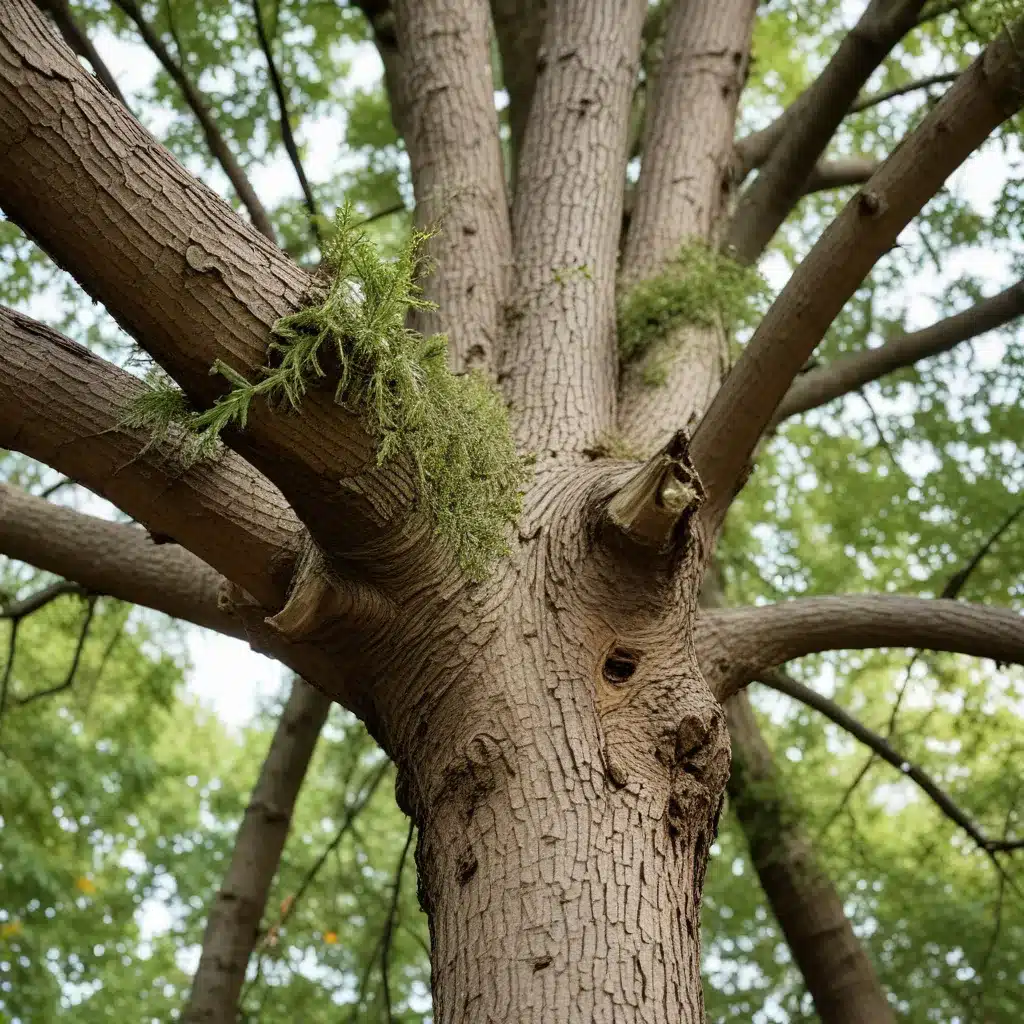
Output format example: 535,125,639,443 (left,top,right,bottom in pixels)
184,678,331,1023
726,692,896,1024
